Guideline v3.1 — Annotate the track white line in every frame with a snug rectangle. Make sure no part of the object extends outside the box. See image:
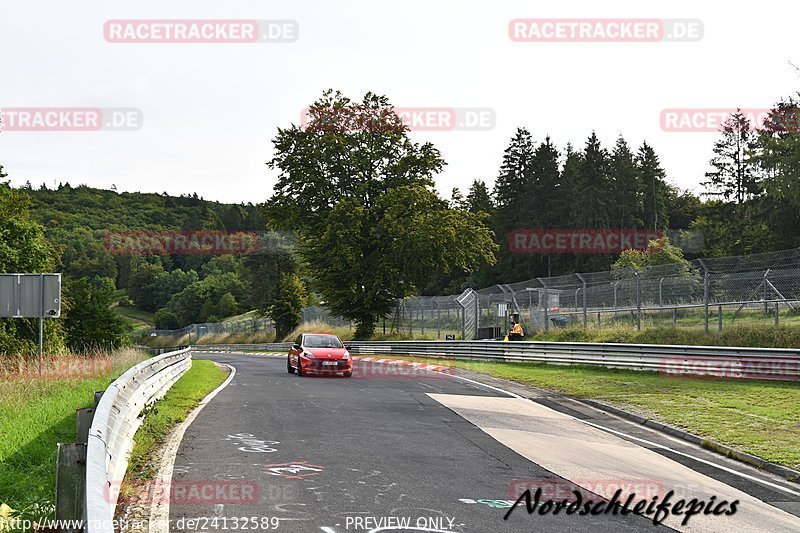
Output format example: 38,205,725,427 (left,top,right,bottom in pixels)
432,367,800,499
